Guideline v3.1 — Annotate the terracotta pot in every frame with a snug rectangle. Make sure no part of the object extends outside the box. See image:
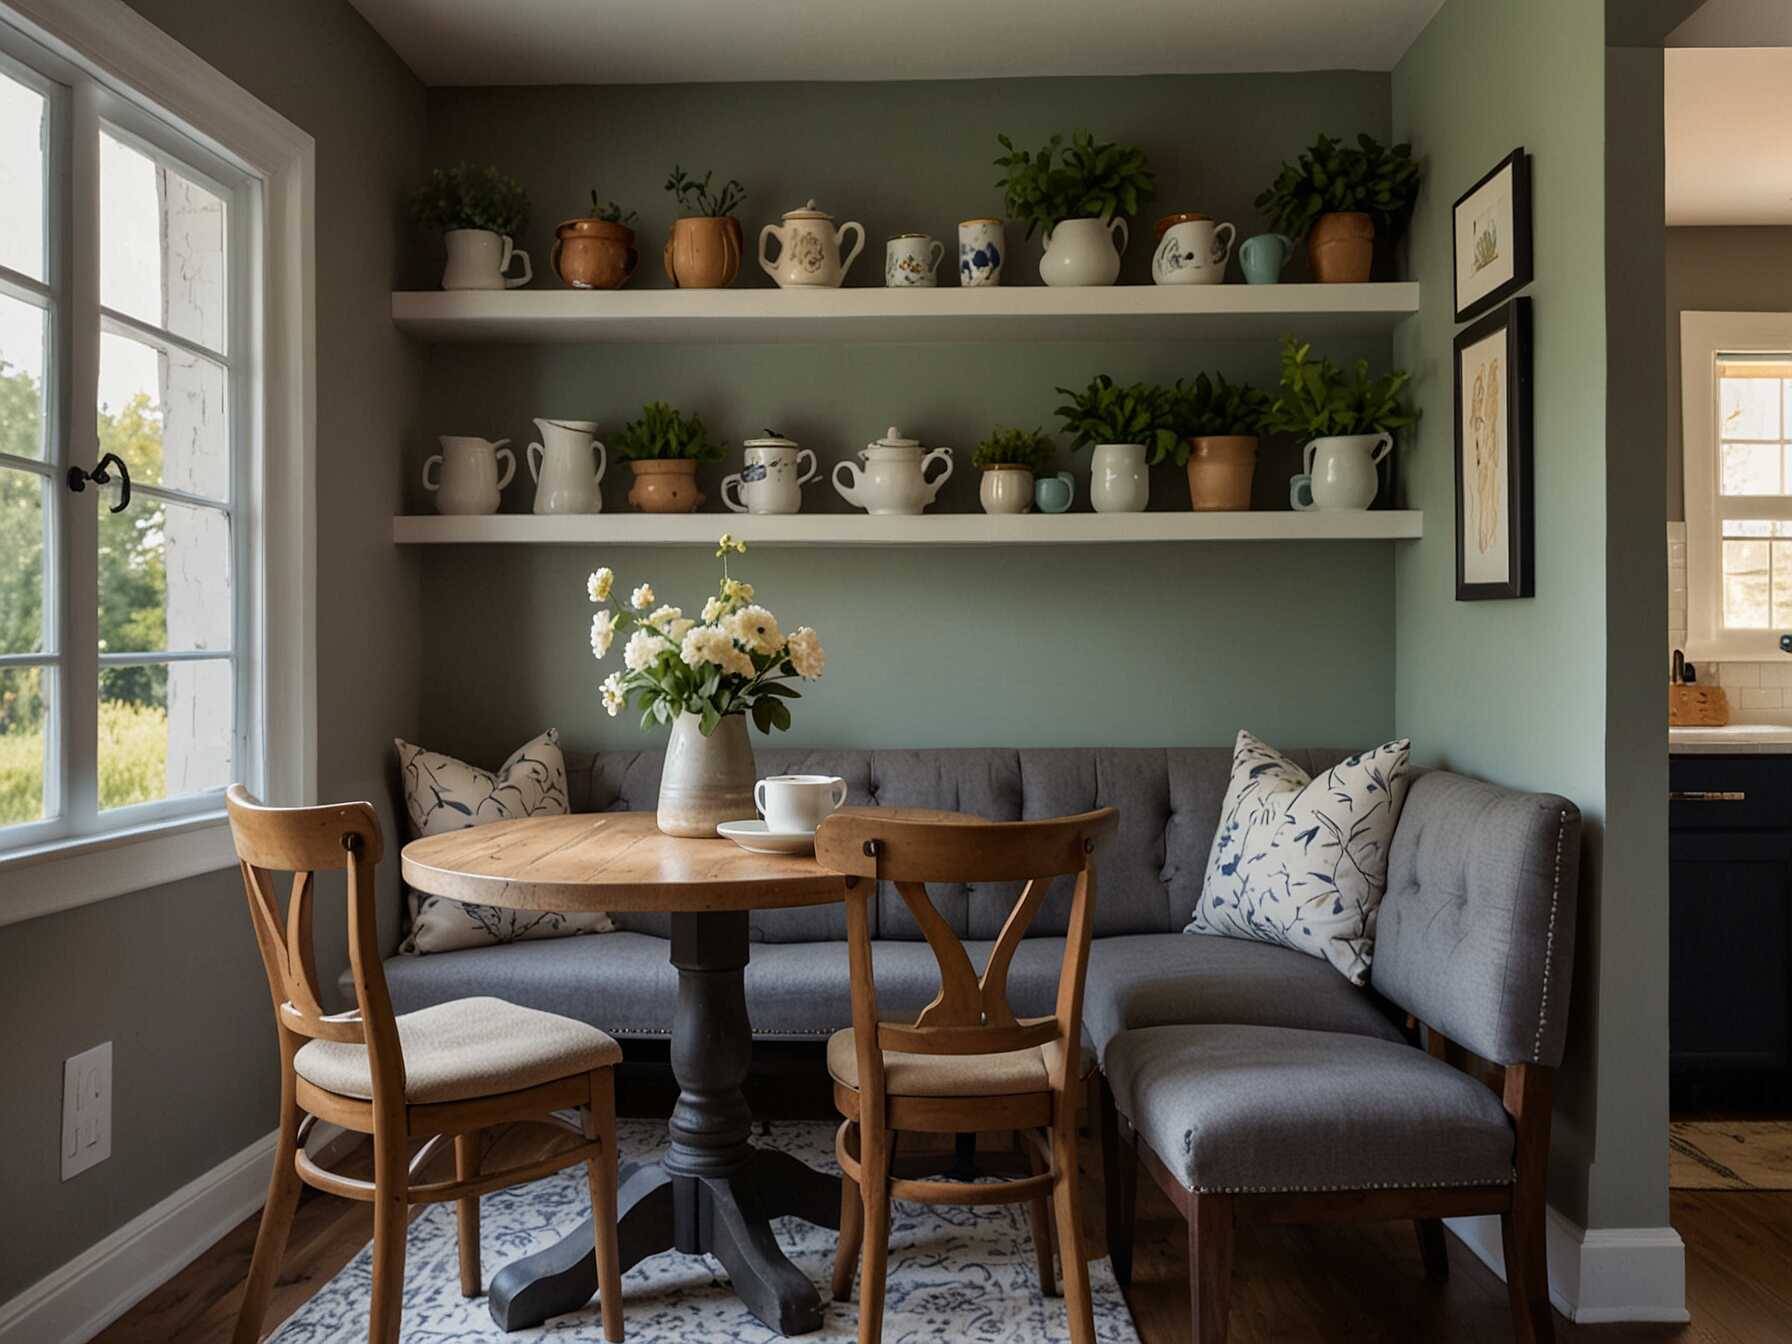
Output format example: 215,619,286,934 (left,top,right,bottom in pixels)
553,217,637,289
1186,436,1258,512
1308,211,1374,283
663,216,742,289
628,458,705,513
